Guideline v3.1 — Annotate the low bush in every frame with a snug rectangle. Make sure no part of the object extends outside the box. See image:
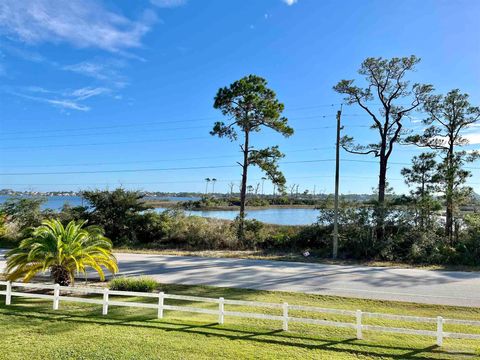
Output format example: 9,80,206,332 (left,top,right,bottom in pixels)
109,276,158,292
